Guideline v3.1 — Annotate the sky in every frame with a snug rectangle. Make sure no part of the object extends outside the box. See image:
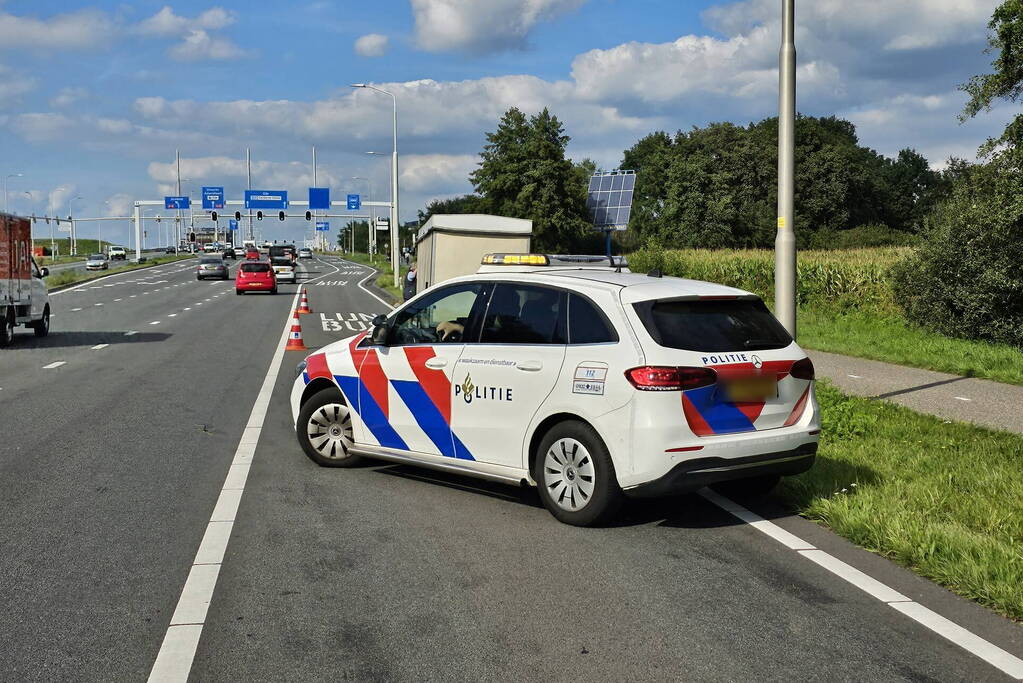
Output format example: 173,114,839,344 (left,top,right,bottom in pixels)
0,0,1013,244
